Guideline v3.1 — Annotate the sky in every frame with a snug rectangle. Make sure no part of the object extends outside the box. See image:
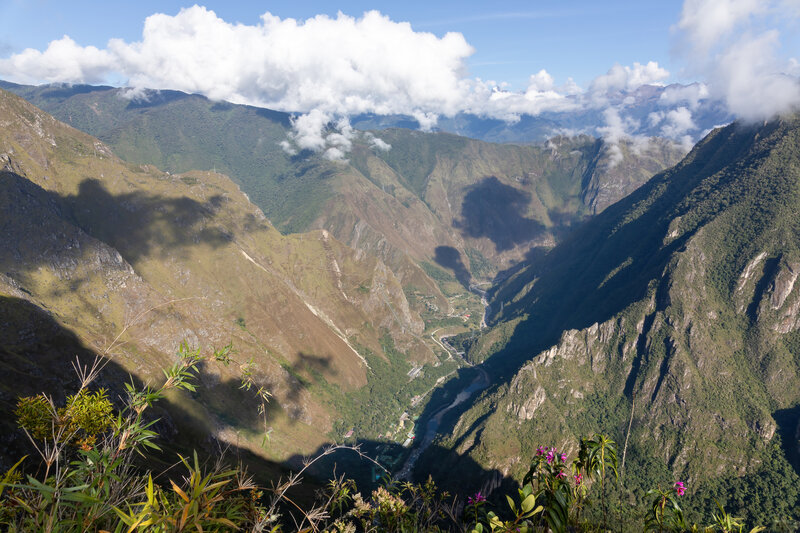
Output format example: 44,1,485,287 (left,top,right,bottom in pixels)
1,0,799,159
0,1,688,90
